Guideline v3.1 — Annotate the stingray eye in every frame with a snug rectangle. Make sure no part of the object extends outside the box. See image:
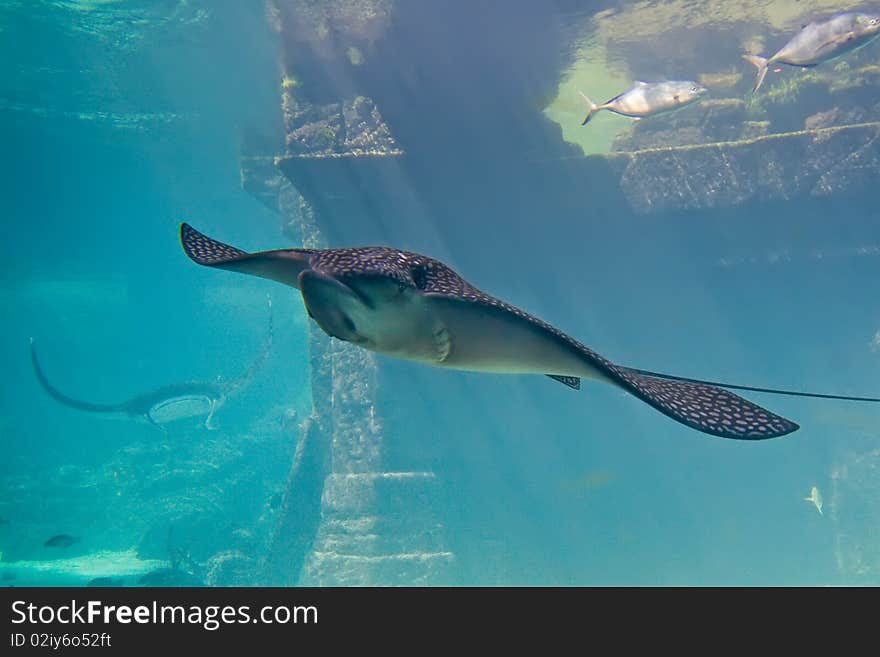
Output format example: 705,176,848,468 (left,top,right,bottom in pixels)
410,264,428,290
